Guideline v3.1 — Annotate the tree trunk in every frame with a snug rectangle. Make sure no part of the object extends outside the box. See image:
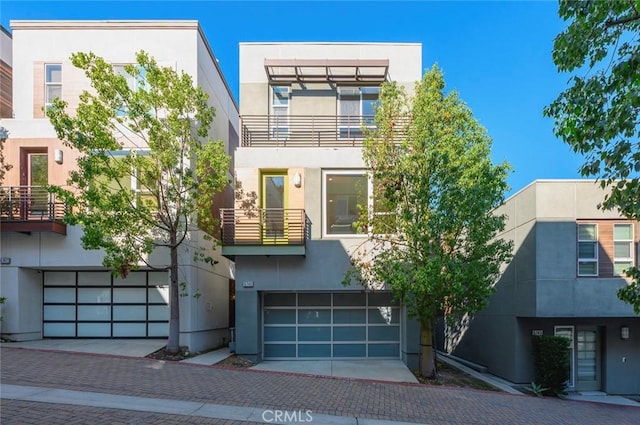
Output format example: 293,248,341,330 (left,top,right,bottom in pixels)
166,241,180,354
419,321,437,378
